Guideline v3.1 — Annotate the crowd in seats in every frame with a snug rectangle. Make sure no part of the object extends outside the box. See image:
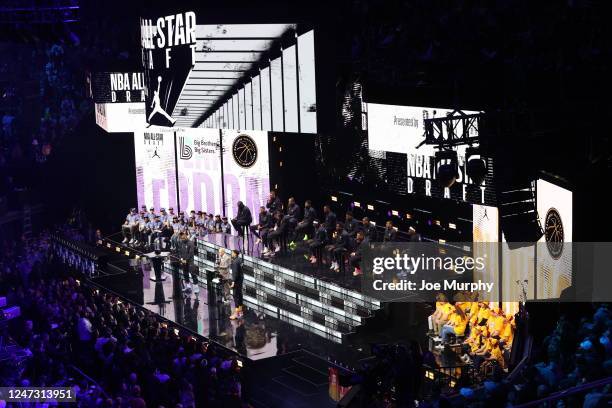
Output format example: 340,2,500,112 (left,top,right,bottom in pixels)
1,232,245,407
429,294,515,374
450,305,612,407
